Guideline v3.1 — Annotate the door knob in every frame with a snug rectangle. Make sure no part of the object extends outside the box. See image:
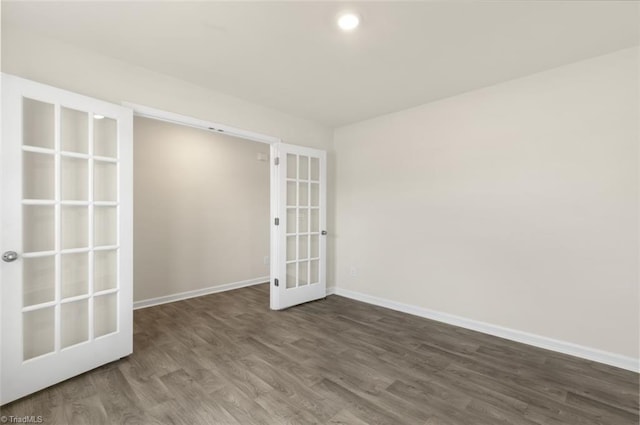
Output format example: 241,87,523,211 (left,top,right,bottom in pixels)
321,230,327,235
2,251,18,262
